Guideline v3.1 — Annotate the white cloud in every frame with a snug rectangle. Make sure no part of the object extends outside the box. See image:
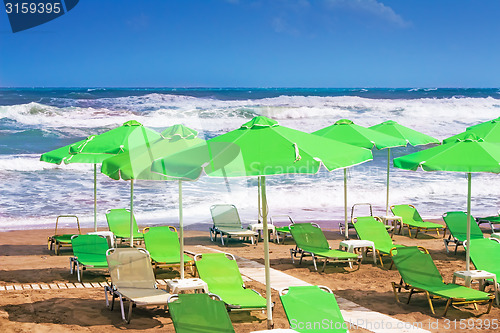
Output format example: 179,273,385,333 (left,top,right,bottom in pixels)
325,0,410,27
